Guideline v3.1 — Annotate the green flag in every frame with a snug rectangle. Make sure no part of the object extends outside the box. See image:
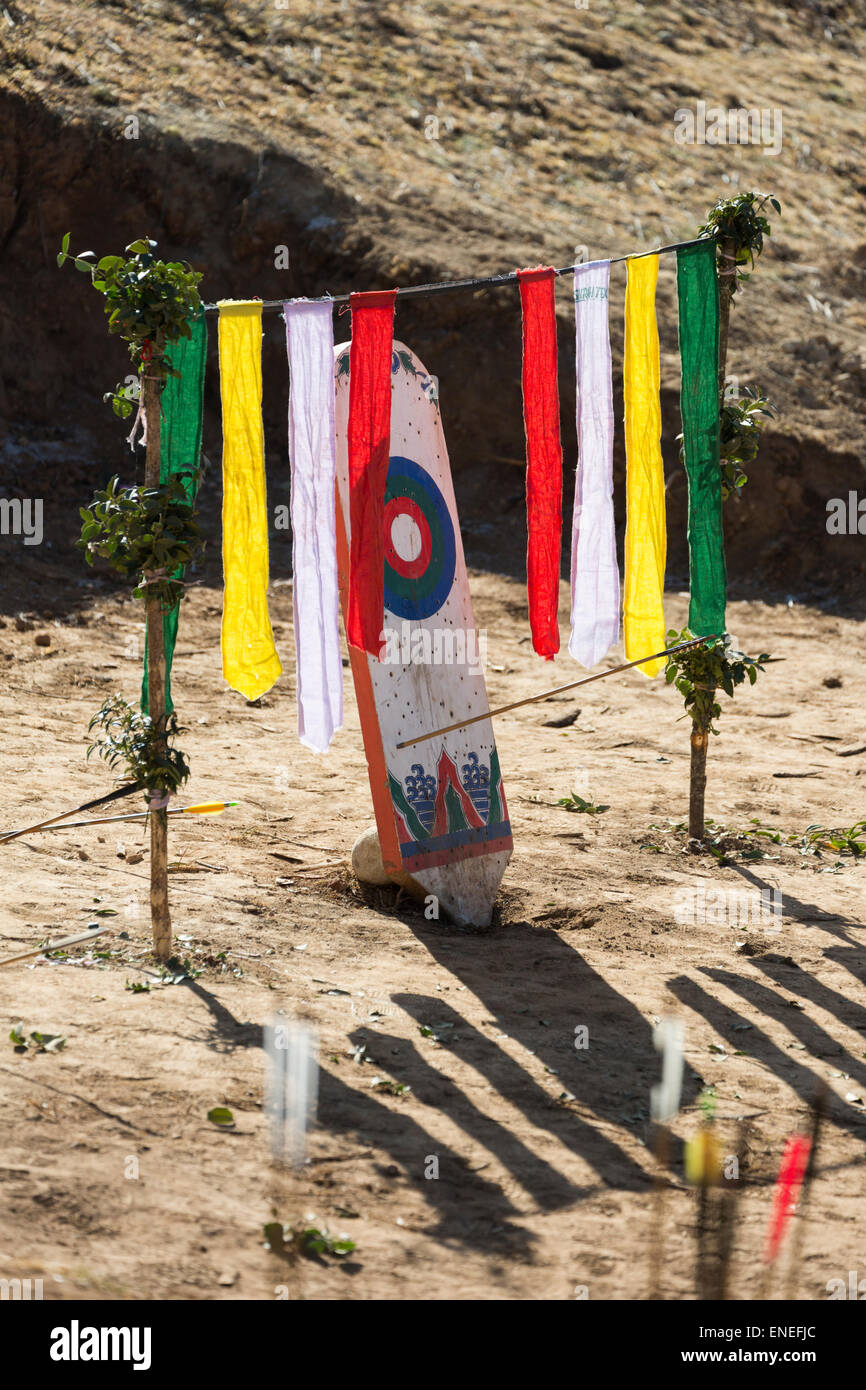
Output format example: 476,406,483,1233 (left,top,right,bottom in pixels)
141,312,208,714
676,241,726,636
